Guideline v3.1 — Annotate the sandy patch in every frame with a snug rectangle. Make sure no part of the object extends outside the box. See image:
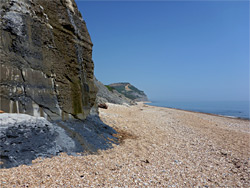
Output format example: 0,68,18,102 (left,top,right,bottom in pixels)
125,84,132,92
